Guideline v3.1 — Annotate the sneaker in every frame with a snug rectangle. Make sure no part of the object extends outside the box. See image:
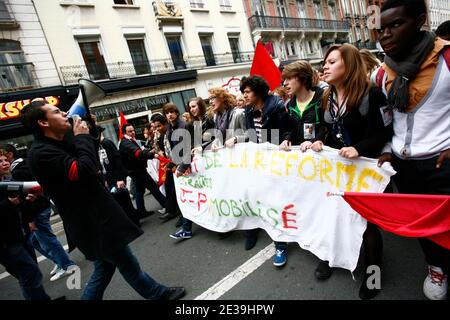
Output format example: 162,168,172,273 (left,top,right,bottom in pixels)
159,212,176,221
273,249,287,267
423,265,448,300
169,229,193,240
158,208,166,214
315,260,334,280
50,264,59,276
159,287,185,300
50,264,78,282
139,211,155,219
